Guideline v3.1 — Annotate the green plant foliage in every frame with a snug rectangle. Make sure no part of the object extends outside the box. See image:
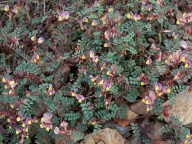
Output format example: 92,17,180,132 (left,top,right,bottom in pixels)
0,0,192,143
